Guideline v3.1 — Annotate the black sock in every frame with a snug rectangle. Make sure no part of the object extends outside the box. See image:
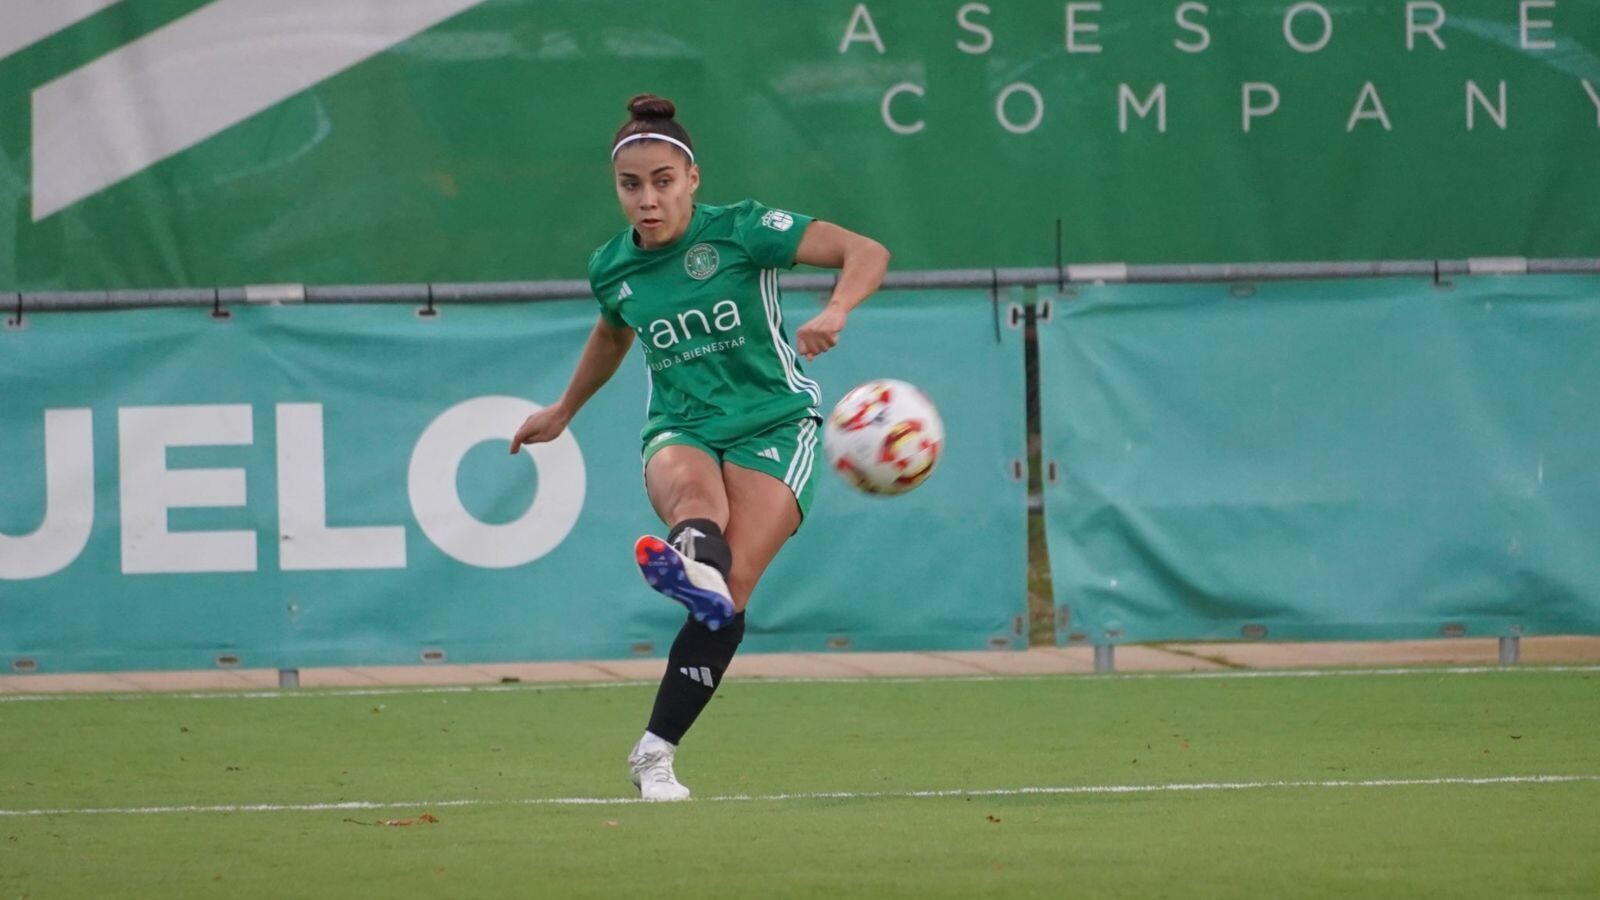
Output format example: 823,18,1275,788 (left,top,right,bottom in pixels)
646,612,745,745
667,518,732,578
